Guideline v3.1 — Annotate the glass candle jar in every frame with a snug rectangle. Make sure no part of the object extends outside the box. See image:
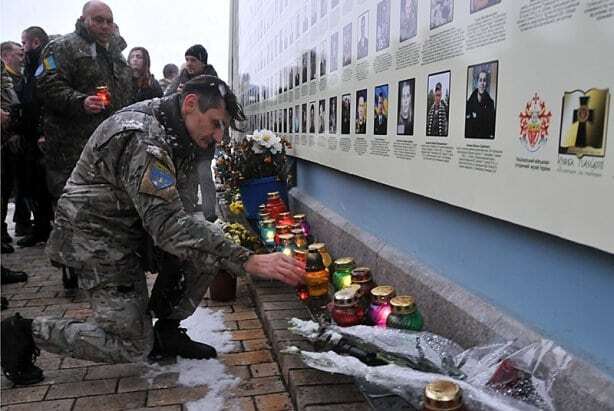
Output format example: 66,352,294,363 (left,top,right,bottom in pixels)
294,250,310,301
305,248,329,297
258,211,271,229
291,228,307,250
96,85,111,108
423,380,465,411
278,234,295,257
260,219,276,248
274,224,290,246
293,213,311,237
367,285,395,327
351,267,376,309
332,257,355,291
309,243,332,272
265,191,286,220
386,295,424,331
277,211,295,227
331,288,365,327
